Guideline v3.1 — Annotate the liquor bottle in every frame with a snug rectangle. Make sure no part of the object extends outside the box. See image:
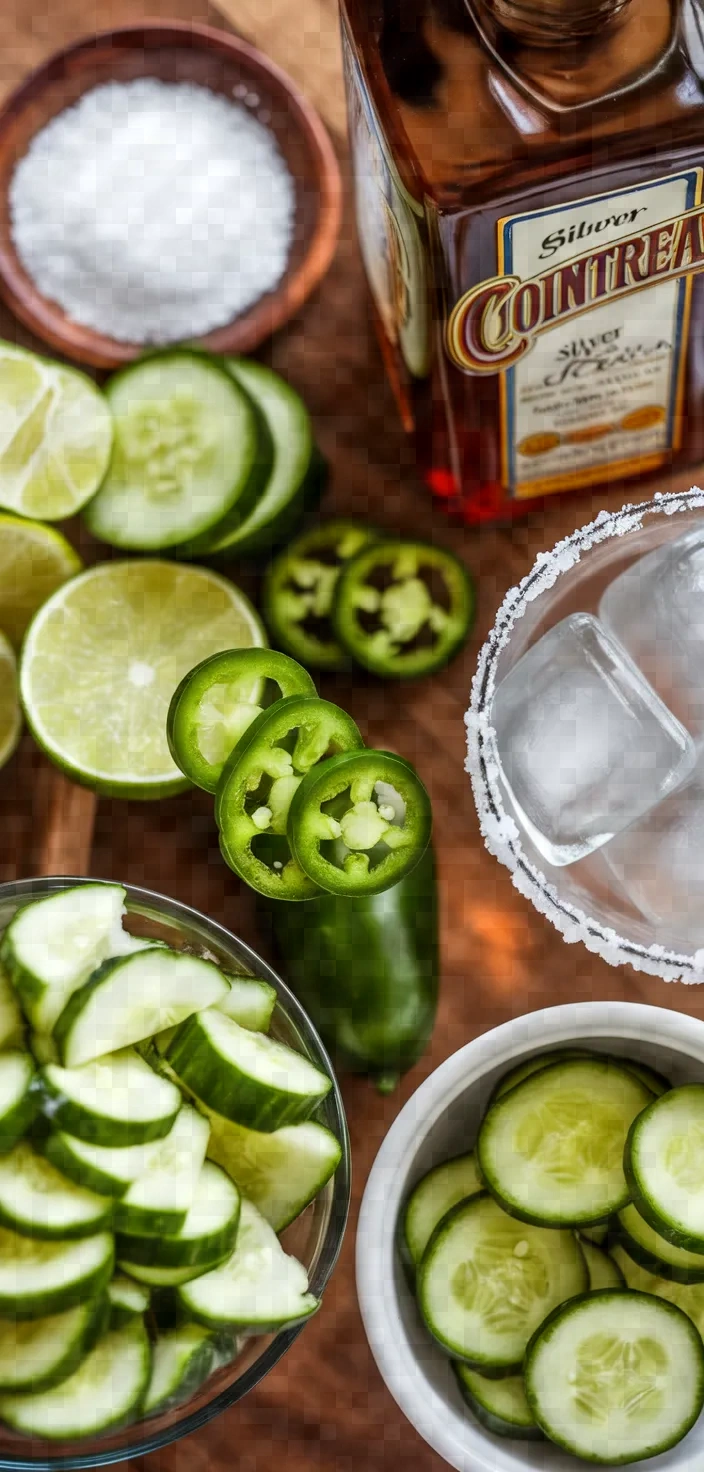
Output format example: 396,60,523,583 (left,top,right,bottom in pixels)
340,0,704,523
